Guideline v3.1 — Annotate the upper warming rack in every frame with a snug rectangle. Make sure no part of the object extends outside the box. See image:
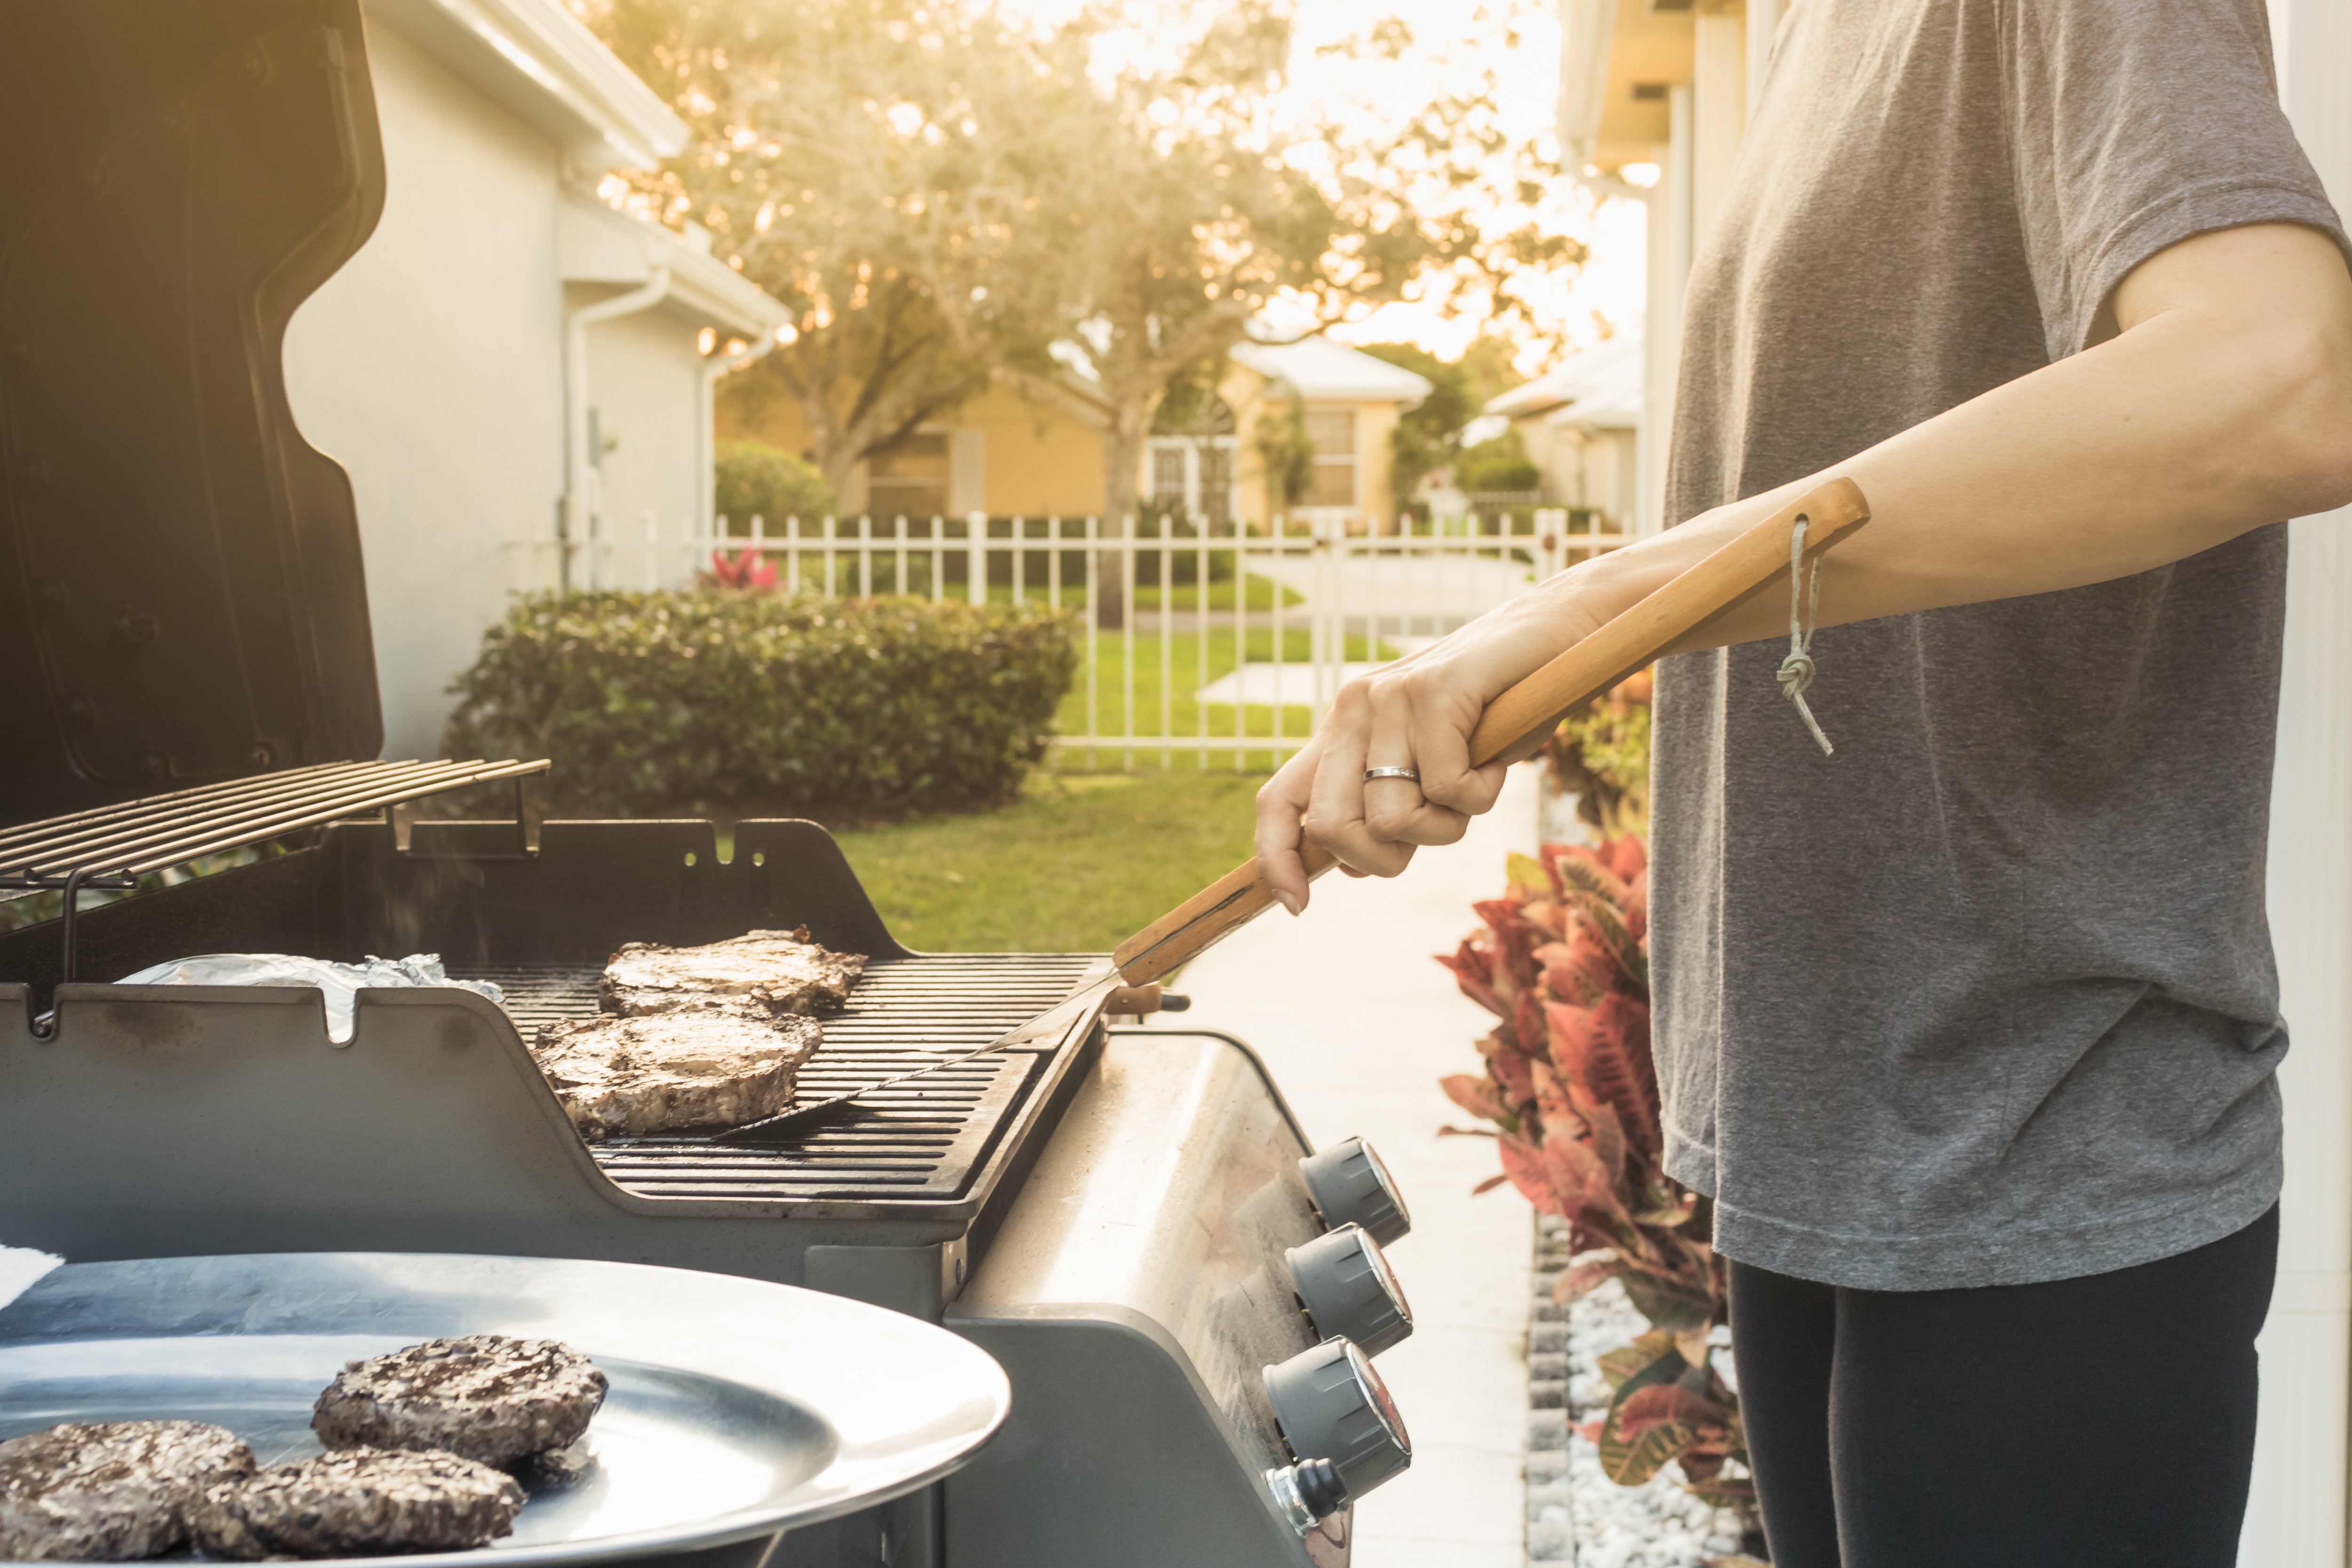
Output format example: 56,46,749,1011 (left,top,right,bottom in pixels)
0,759,549,896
